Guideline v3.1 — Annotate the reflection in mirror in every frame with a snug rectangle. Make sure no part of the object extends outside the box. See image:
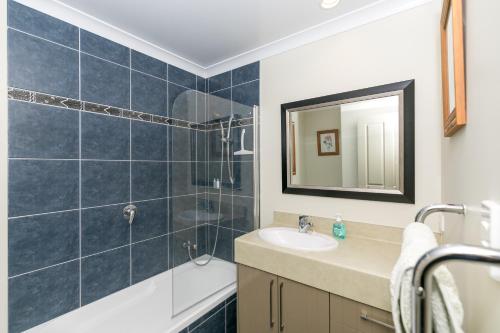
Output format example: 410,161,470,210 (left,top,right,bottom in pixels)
289,95,400,190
